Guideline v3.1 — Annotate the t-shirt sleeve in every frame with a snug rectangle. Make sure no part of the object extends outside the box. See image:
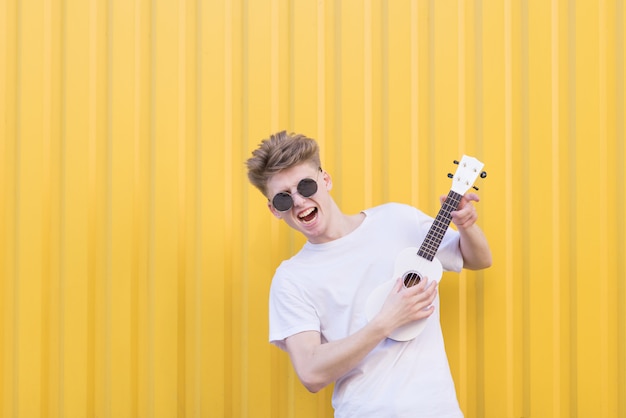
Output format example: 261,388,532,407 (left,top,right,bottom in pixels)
437,227,463,272
268,269,321,351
